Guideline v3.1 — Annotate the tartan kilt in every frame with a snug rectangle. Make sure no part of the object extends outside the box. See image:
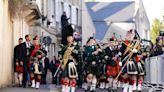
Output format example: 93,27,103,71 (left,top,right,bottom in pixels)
15,66,24,73
84,61,100,77
61,63,69,78
61,60,77,78
106,60,120,77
